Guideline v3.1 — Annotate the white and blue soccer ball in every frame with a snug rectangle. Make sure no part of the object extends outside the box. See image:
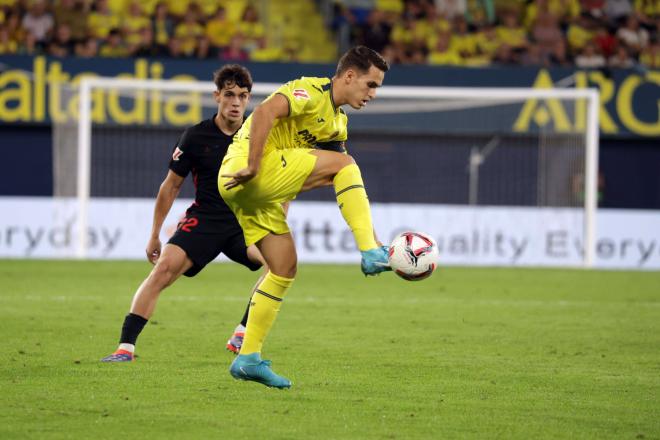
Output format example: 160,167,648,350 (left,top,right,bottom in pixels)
388,231,439,281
